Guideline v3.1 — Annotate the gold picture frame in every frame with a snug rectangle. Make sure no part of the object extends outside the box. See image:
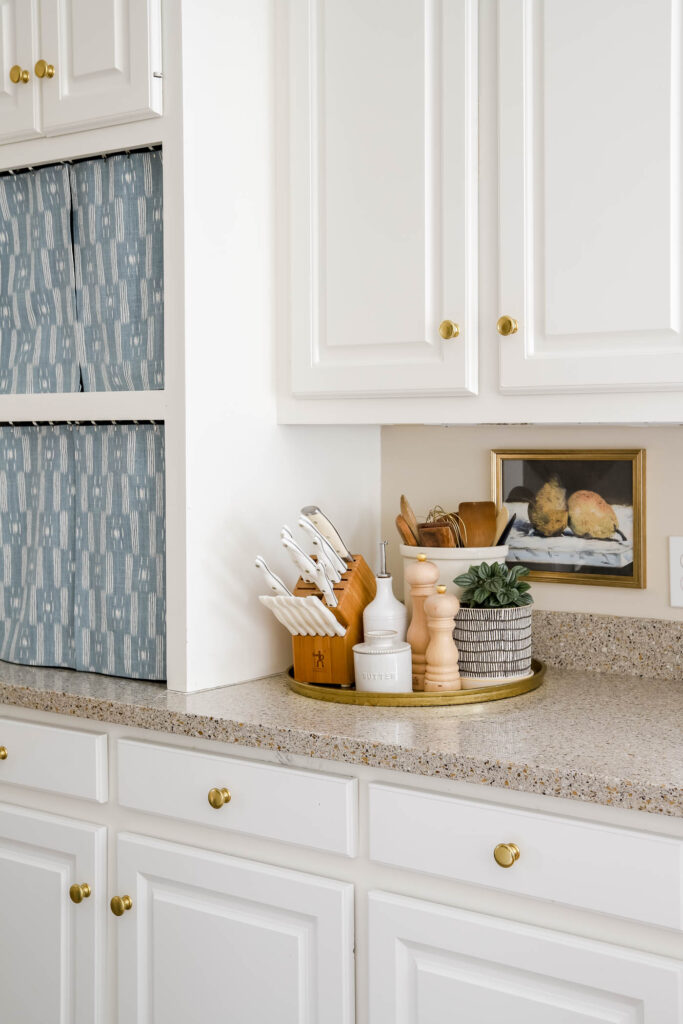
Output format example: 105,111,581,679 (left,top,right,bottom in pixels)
491,449,646,588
